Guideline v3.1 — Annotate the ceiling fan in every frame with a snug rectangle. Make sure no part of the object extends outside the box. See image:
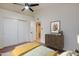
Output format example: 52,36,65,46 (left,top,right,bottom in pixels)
13,3,39,12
